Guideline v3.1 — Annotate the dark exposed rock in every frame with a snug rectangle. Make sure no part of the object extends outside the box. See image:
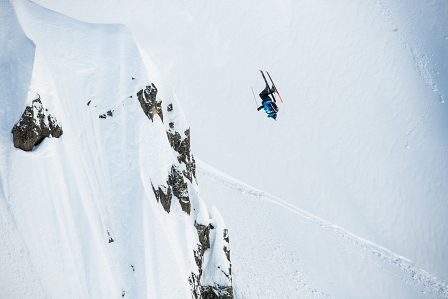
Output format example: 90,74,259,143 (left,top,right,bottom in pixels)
223,228,232,279
191,224,234,299
143,83,195,213
168,166,191,214
201,285,233,299
99,110,113,119
184,154,197,183
136,83,163,122
48,115,63,139
223,229,231,263
107,230,114,243
167,126,196,182
195,222,213,255
167,127,189,164
193,248,202,276
151,183,172,213
192,222,214,291
150,167,190,214
188,272,202,299
139,83,233,298
11,96,63,151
